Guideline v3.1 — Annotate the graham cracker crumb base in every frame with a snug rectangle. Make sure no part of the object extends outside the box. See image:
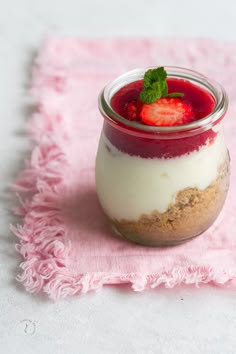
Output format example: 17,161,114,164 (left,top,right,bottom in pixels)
111,155,230,247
